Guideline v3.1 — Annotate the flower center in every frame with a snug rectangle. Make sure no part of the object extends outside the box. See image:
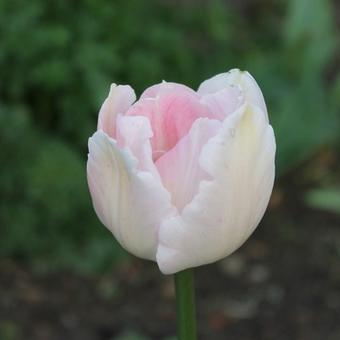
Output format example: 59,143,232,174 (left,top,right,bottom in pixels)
125,83,215,160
